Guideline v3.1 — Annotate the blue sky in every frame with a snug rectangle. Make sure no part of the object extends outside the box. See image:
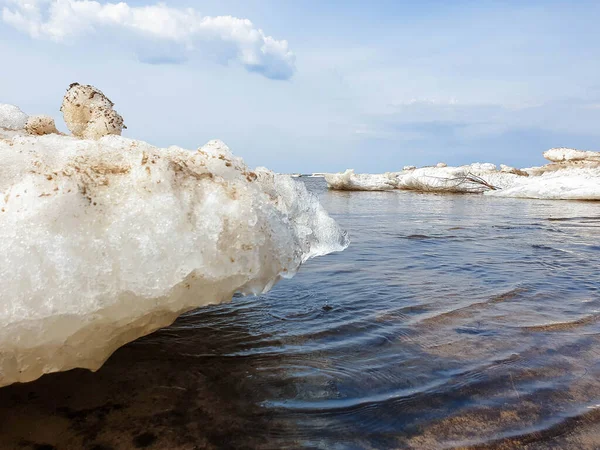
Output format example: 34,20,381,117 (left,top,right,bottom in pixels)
2,0,600,173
